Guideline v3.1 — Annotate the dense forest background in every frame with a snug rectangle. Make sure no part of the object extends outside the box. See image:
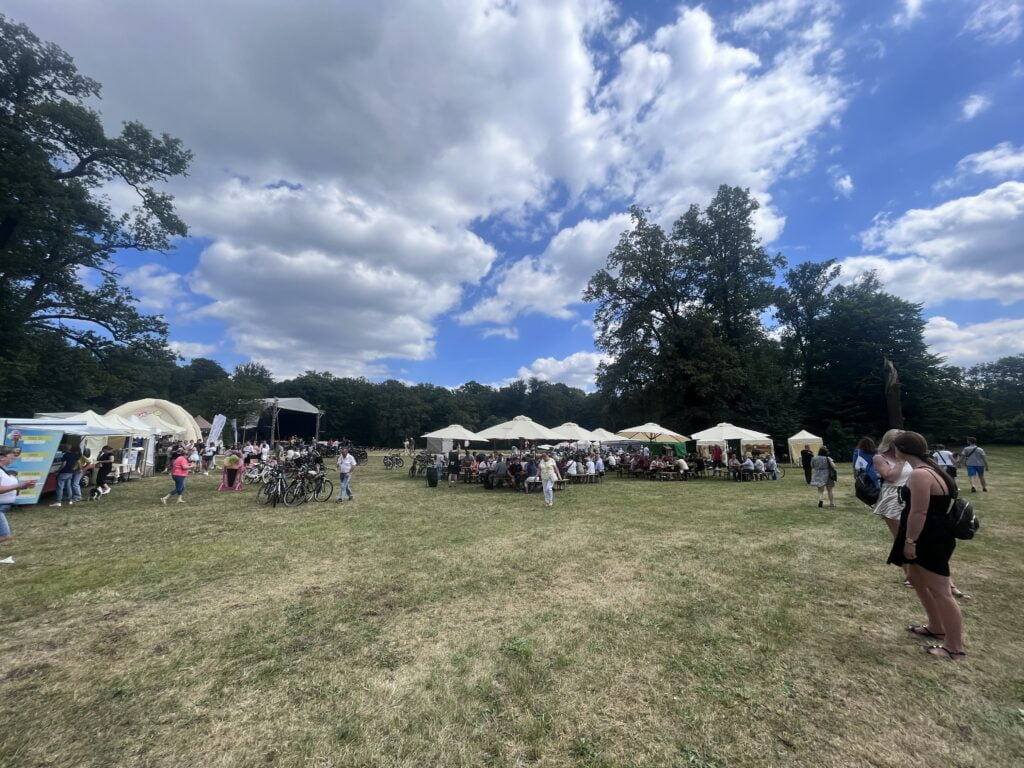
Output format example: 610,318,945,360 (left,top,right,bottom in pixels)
3,16,1023,453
